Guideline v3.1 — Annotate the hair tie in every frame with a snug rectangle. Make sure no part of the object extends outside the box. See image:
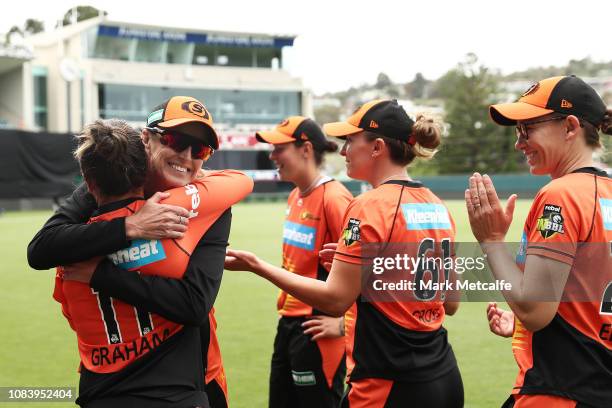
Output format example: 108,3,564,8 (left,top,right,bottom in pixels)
408,133,417,145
